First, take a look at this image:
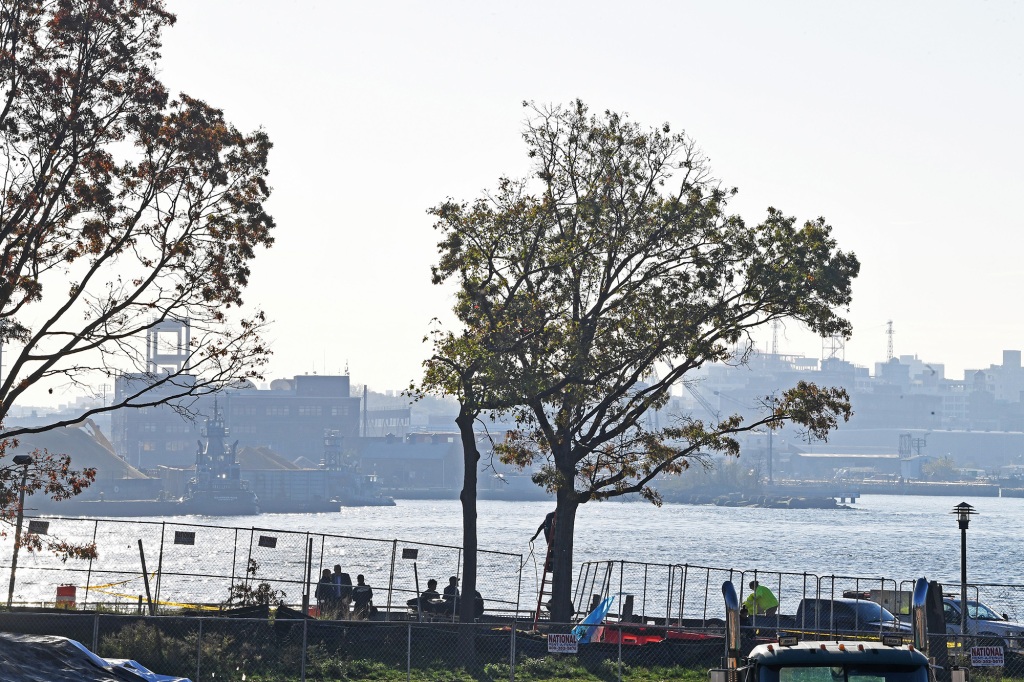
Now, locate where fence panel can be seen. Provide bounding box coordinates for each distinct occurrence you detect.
[2,516,524,618]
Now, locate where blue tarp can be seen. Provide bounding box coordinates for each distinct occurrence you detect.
[572,595,615,644]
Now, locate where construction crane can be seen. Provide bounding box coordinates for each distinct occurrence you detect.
[684,383,719,420]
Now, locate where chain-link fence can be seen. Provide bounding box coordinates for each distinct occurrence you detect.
[0,516,523,617]
[2,611,1024,681]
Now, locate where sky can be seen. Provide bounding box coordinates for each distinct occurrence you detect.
[140,0,1024,395]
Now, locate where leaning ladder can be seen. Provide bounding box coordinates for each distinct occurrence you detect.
[533,518,556,628]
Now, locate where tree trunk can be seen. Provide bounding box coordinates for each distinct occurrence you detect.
[455,404,479,662]
[548,486,579,623]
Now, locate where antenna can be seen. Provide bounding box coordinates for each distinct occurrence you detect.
[886,320,894,361]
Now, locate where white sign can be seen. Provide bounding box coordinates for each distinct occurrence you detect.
[970,645,1004,667]
[547,633,579,654]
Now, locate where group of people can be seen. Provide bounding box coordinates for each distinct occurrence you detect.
[406,576,485,620]
[315,565,374,620]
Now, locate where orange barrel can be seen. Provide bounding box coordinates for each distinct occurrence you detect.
[55,584,76,609]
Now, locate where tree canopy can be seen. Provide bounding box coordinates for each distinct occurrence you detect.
[424,100,860,622]
[0,0,274,555]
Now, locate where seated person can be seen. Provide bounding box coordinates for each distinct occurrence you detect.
[442,576,460,615]
[351,574,374,620]
[406,579,441,612]
[473,590,484,620]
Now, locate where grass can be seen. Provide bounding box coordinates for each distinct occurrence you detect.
[238,655,709,682]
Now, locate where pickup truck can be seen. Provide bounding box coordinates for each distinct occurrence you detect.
[943,597,1024,650]
[753,597,910,638]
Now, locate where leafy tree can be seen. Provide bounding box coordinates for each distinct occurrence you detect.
[426,100,859,621]
[0,1,274,544]
[0,442,96,560]
[224,558,286,607]
[418,258,543,626]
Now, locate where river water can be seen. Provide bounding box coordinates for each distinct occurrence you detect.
[7,494,1021,615]
[334,494,1020,584]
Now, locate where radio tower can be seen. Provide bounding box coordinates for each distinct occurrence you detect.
[771,320,779,356]
[886,320,894,361]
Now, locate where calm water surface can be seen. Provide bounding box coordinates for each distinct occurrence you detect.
[9,494,1021,609]
[236,494,1020,584]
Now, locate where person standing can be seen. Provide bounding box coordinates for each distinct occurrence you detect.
[314,569,335,617]
[530,510,556,546]
[333,565,352,619]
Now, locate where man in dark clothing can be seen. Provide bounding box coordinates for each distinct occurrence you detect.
[443,576,460,616]
[333,565,352,619]
[407,578,440,614]
[314,569,336,616]
[352,574,374,620]
[530,510,557,571]
[530,511,556,545]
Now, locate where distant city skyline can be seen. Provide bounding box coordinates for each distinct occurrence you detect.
[12,1,1024,409]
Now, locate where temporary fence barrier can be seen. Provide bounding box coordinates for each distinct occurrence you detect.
[0,516,524,617]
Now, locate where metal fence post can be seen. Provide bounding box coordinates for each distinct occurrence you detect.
[196,617,202,682]
[386,539,398,620]
[510,618,516,682]
[407,622,412,682]
[617,622,622,682]
[92,613,99,652]
[301,617,308,682]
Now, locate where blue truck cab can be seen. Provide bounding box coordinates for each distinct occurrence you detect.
[741,639,932,682]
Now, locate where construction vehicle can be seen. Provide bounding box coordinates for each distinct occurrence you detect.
[711,578,963,682]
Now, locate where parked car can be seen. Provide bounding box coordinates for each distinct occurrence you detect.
[943,597,1024,650]
[772,597,910,637]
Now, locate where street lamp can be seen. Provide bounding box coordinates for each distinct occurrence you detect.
[951,501,977,636]
[6,454,32,610]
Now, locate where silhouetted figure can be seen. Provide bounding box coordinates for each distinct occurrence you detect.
[314,569,335,615]
[530,510,556,545]
[407,578,440,613]
[473,590,485,620]
[333,565,352,619]
[531,511,557,571]
[443,576,460,616]
[352,574,374,620]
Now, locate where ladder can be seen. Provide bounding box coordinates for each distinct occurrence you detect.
[533,515,556,628]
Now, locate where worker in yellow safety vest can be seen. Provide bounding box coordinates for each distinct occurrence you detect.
[743,580,779,616]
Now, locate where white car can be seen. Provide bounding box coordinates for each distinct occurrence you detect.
[943,597,1024,650]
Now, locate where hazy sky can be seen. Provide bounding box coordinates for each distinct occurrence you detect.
[149,1,1023,393]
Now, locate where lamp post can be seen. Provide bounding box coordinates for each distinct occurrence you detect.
[951,501,977,637]
[6,454,33,610]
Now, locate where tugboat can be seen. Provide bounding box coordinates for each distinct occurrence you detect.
[181,402,260,516]
[337,472,396,507]
[323,430,396,507]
